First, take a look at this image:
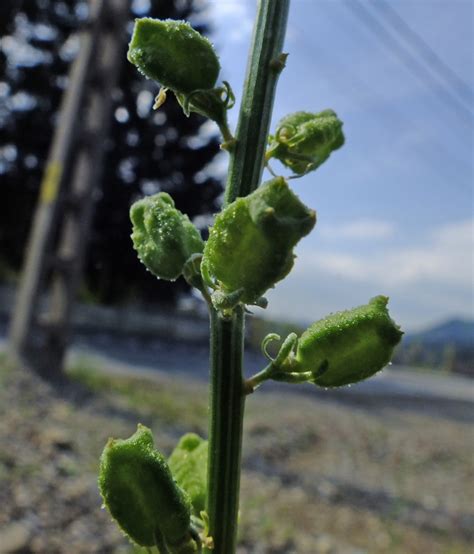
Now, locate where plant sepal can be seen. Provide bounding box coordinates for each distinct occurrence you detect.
[98,424,200,552]
[201,177,316,306]
[280,296,403,387]
[127,18,220,95]
[130,192,204,282]
[266,110,344,175]
[168,433,208,517]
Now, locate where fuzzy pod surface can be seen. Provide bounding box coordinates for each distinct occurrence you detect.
[201,177,316,305]
[289,296,403,387]
[130,192,204,281]
[98,424,196,550]
[127,18,220,93]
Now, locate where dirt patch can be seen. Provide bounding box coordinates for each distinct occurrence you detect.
[0,357,472,553]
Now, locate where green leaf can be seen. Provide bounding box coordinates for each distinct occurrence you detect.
[168,433,208,516]
[267,110,344,175]
[283,296,403,387]
[201,177,316,306]
[127,18,220,94]
[98,424,198,551]
[130,192,204,281]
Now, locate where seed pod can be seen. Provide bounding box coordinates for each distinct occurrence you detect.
[130,192,204,281]
[287,296,403,387]
[267,110,344,175]
[98,424,197,550]
[127,18,220,94]
[168,433,208,516]
[201,177,316,306]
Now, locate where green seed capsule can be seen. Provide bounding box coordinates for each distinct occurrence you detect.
[168,433,208,516]
[267,110,344,175]
[201,177,316,306]
[130,192,204,281]
[287,296,402,387]
[127,18,220,94]
[98,424,197,550]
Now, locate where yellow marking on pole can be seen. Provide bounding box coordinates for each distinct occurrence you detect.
[153,87,167,110]
[39,161,62,204]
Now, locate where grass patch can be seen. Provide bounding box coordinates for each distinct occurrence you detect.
[67,359,208,433]
[0,351,15,384]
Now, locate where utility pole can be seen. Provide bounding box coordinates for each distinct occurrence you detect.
[8,0,129,378]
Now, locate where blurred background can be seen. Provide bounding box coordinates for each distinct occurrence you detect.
[0,0,472,553]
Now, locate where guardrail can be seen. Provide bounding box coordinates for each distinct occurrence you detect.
[0,285,209,343]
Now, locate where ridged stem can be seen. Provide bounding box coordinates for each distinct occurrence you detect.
[205,2,290,553]
[205,307,245,553]
[224,0,290,205]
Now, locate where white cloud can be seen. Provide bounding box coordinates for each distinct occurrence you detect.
[264,219,473,330]
[209,2,248,18]
[209,1,253,43]
[299,220,473,289]
[319,218,395,240]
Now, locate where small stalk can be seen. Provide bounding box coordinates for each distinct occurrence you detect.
[205,1,290,552]
[244,361,274,393]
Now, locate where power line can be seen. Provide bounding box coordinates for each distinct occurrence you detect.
[344,0,473,125]
[288,11,472,192]
[370,0,473,110]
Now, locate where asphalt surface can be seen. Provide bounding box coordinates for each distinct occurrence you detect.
[69,331,474,398]
[2,328,473,422]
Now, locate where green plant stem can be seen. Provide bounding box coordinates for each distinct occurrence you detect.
[224,0,290,205]
[205,1,290,553]
[206,307,245,553]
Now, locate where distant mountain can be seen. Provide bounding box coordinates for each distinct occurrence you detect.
[406,319,474,347]
[394,318,473,377]
[246,314,473,375]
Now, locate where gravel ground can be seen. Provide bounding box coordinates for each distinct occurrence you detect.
[0,354,472,554]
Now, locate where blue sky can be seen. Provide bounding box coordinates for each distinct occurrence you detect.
[193,0,473,331]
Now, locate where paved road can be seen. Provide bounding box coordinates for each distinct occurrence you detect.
[2,331,473,421]
[67,334,474,423]
[64,331,472,400]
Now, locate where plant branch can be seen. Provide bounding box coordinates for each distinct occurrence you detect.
[243,361,274,394]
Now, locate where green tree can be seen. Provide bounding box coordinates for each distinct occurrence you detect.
[0,0,221,304]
